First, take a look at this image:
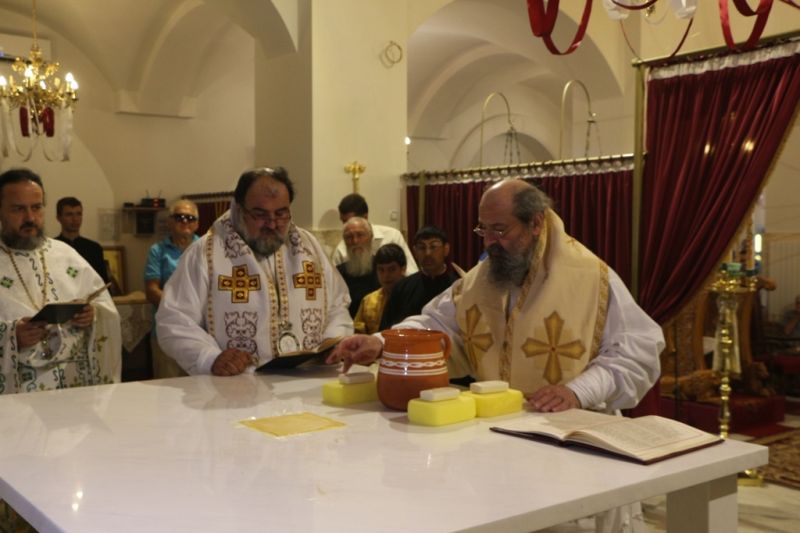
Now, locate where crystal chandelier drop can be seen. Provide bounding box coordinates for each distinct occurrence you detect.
[0,0,79,161]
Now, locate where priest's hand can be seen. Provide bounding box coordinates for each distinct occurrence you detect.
[70,304,95,328]
[212,348,255,376]
[15,317,47,349]
[326,334,383,372]
[526,385,580,412]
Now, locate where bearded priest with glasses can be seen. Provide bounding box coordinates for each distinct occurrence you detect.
[156,167,352,376]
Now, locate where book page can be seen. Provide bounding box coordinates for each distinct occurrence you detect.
[492,409,618,441]
[572,416,719,461]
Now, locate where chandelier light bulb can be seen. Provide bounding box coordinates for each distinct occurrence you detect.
[0,76,7,87]
[24,66,34,79]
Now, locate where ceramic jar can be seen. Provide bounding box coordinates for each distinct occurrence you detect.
[378,329,451,411]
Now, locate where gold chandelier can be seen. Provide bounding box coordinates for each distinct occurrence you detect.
[0,0,79,161]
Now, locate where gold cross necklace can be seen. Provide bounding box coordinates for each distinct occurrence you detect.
[2,245,49,309]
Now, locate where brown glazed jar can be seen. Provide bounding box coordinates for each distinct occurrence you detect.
[377,329,452,411]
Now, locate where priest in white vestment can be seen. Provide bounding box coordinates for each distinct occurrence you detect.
[157,167,353,375]
[329,179,664,533]
[0,169,121,395]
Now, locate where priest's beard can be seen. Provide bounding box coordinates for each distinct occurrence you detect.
[344,246,373,277]
[486,239,536,287]
[234,213,285,258]
[1,223,45,250]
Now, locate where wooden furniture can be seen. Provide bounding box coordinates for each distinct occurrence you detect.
[0,368,766,532]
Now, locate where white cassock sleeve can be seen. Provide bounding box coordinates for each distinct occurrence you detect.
[393,270,664,411]
[156,240,222,375]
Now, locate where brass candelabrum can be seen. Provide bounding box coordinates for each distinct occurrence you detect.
[709,264,762,485]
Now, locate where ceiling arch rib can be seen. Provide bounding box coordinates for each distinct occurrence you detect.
[117,0,298,117]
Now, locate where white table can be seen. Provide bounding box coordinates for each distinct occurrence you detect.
[0,366,767,532]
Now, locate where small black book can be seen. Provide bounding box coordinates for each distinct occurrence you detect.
[256,337,342,372]
[31,303,86,324]
[30,283,111,324]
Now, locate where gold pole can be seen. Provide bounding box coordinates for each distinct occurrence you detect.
[417,171,427,230]
[559,80,595,159]
[479,92,514,167]
[402,153,634,182]
[631,64,646,300]
[710,266,764,485]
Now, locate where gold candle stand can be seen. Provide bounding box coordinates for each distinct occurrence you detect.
[710,266,763,486]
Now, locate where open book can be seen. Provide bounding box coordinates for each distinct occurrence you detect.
[256,337,343,371]
[31,283,112,324]
[490,409,723,464]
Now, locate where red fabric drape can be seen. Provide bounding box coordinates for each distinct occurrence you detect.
[405,181,485,271]
[195,199,230,235]
[638,51,800,325]
[529,171,633,286]
[405,167,633,282]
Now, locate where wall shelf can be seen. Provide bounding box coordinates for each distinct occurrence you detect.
[122,206,166,235]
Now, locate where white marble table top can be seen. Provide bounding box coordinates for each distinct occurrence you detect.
[0,366,768,532]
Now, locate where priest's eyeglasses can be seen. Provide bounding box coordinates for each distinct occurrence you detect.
[473,223,515,239]
[171,213,198,223]
[241,205,292,224]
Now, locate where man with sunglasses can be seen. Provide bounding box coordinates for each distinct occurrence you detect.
[144,199,200,377]
[156,167,352,376]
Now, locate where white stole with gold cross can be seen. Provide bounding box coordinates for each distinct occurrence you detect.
[453,209,609,394]
[205,213,331,363]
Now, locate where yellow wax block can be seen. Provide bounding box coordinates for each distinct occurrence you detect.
[322,379,378,406]
[462,389,524,418]
[407,395,476,426]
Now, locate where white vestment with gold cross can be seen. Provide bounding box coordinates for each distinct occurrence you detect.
[453,209,609,394]
[156,210,353,374]
[0,239,121,395]
[393,209,663,412]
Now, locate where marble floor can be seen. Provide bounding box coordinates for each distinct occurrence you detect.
[540,401,800,533]
[643,404,800,533]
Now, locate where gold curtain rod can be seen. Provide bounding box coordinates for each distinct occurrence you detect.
[632,30,800,68]
[402,153,635,181]
[182,191,234,200]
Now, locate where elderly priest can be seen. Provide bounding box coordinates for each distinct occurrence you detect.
[157,167,352,375]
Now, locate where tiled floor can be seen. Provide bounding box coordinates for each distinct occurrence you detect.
[539,402,800,532]
[644,404,800,533]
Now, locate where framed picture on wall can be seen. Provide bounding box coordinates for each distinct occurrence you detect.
[102,246,126,296]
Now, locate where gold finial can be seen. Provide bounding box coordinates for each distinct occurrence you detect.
[344,161,366,193]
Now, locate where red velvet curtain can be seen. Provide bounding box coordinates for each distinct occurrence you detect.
[405,181,485,271]
[194,199,231,235]
[529,171,633,286]
[405,167,633,283]
[638,49,800,325]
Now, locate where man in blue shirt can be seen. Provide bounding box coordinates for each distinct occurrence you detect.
[144,199,199,377]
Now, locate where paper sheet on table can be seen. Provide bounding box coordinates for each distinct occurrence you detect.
[239,412,345,436]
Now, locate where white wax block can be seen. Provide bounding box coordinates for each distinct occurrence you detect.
[339,372,374,385]
[420,387,460,402]
[470,380,509,394]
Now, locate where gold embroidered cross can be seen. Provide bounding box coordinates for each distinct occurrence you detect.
[521,311,585,384]
[218,265,261,303]
[460,304,494,372]
[293,261,322,300]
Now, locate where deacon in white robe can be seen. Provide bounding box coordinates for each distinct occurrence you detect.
[0,170,121,395]
[157,167,352,375]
